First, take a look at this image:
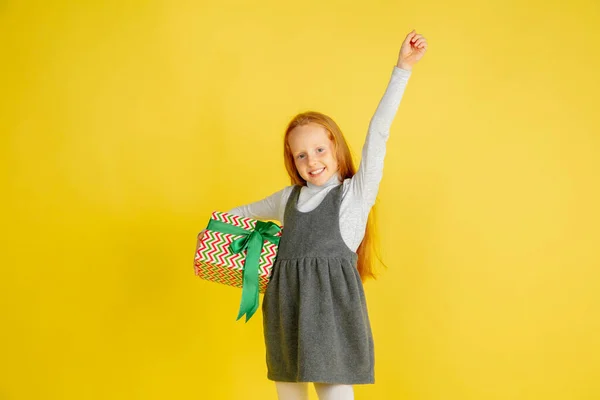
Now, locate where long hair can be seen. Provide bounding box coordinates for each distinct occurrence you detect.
[283,111,382,282]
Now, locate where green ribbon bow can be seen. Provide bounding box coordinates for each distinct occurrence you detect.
[206,218,281,322]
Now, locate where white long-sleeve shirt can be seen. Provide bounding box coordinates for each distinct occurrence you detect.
[228,66,411,252]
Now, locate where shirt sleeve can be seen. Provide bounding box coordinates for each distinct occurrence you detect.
[227,186,292,224]
[348,66,412,210]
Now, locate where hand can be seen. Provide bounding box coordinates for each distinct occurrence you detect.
[397,30,428,71]
[194,230,206,267]
[196,229,206,247]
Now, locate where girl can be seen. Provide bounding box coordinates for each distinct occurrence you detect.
[199,30,427,400]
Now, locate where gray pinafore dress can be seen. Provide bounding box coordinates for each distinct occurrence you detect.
[262,184,375,384]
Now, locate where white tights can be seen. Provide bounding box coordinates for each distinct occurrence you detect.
[275,382,354,400]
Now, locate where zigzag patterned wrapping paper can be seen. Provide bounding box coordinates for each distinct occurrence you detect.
[194,211,281,293]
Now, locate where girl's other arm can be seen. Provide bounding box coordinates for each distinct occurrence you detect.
[197,187,289,242]
[227,187,290,223]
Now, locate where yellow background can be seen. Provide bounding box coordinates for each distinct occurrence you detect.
[2,0,599,399]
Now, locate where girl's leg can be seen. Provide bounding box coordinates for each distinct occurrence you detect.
[275,382,309,400]
[313,383,354,400]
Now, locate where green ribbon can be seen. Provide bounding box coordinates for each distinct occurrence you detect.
[206,218,281,322]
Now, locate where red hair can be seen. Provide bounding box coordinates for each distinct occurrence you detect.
[283,111,383,282]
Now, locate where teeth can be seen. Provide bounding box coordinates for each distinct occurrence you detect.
[310,168,324,175]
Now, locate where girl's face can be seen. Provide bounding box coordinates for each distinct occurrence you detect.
[288,122,339,186]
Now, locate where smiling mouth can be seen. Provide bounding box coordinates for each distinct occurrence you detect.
[309,168,325,176]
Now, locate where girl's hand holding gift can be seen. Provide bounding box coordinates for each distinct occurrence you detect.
[195,229,206,267]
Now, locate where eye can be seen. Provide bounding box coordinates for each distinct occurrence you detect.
[317,148,325,153]
[297,153,306,160]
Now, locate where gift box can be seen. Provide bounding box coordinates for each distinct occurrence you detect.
[194,211,282,321]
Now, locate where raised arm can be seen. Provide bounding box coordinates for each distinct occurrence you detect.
[350,30,428,208]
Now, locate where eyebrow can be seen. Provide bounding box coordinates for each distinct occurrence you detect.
[291,143,329,155]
